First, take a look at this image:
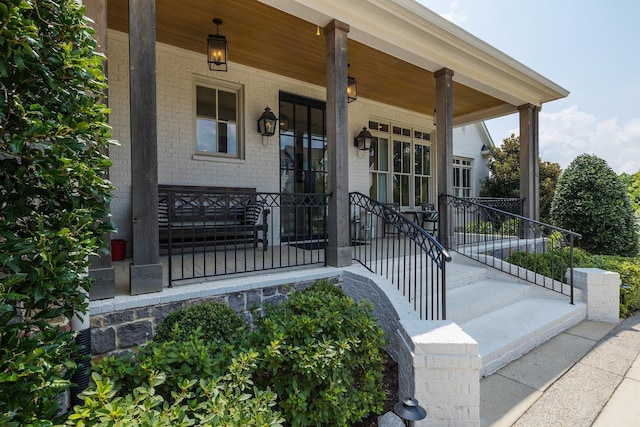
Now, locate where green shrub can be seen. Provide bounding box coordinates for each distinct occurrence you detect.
[550,154,639,256]
[466,221,494,234]
[250,281,388,426]
[0,1,114,423]
[69,331,284,426]
[507,248,640,317]
[153,300,245,343]
[500,218,520,236]
[589,256,640,317]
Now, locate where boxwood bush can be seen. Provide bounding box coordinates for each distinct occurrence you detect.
[153,300,245,344]
[249,280,388,426]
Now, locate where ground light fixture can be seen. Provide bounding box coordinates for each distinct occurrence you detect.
[207,18,228,71]
[394,397,427,426]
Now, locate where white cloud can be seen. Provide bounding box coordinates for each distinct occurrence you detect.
[439,0,467,25]
[538,106,640,174]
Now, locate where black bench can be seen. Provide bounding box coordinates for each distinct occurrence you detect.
[158,185,270,251]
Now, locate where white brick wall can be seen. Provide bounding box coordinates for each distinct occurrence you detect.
[343,267,481,427]
[573,268,620,323]
[106,31,488,243]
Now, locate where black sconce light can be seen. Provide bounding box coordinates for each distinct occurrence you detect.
[432,108,437,126]
[394,397,427,426]
[354,127,374,151]
[347,64,357,103]
[207,18,228,71]
[480,144,491,156]
[257,106,278,145]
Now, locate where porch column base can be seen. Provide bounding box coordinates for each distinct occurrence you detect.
[130,263,163,295]
[89,267,116,300]
[326,246,352,267]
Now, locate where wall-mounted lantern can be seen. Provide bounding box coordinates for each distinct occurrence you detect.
[257,106,278,145]
[354,127,374,151]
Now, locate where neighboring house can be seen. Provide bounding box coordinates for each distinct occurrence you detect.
[452,122,495,198]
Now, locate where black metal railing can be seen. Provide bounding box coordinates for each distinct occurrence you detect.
[440,195,582,303]
[161,188,328,285]
[461,197,524,216]
[350,192,452,320]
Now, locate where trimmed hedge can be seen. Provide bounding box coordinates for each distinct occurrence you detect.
[153,300,245,344]
[507,248,640,317]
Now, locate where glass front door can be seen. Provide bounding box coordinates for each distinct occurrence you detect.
[279,93,327,242]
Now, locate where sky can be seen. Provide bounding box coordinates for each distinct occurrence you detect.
[416,0,640,174]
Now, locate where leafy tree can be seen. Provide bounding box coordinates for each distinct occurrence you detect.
[620,171,640,213]
[480,134,562,222]
[550,154,639,256]
[0,0,114,423]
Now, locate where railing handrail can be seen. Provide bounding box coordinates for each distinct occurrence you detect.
[440,194,582,304]
[440,195,582,240]
[350,192,451,320]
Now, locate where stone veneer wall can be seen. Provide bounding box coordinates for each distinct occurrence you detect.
[90,275,341,358]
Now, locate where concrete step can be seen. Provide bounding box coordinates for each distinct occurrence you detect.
[445,261,489,290]
[447,279,532,324]
[459,297,587,376]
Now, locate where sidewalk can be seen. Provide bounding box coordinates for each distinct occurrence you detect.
[480,311,640,426]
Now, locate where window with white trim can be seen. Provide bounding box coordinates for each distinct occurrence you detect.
[194,79,243,157]
[369,120,433,208]
[453,157,472,197]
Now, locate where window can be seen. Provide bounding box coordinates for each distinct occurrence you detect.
[195,80,242,157]
[369,120,432,208]
[453,157,472,197]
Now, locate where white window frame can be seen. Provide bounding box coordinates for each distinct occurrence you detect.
[193,76,244,159]
[453,157,473,198]
[369,119,434,208]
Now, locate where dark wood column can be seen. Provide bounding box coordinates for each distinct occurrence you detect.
[435,68,454,249]
[129,0,163,294]
[519,104,540,221]
[85,0,116,300]
[324,20,352,267]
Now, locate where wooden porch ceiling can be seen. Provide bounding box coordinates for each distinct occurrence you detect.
[107,0,506,121]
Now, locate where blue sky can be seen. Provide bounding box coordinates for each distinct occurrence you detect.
[417,0,640,174]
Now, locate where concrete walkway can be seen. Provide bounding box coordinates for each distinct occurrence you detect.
[481,311,640,426]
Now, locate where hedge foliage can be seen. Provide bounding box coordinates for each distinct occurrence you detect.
[507,248,640,317]
[153,300,245,344]
[550,154,639,256]
[69,333,284,426]
[0,1,114,424]
[249,280,388,426]
[69,280,389,426]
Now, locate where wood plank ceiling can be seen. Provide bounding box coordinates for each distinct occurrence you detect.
[106,0,505,119]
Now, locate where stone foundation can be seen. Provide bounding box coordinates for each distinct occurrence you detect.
[89,274,340,358]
